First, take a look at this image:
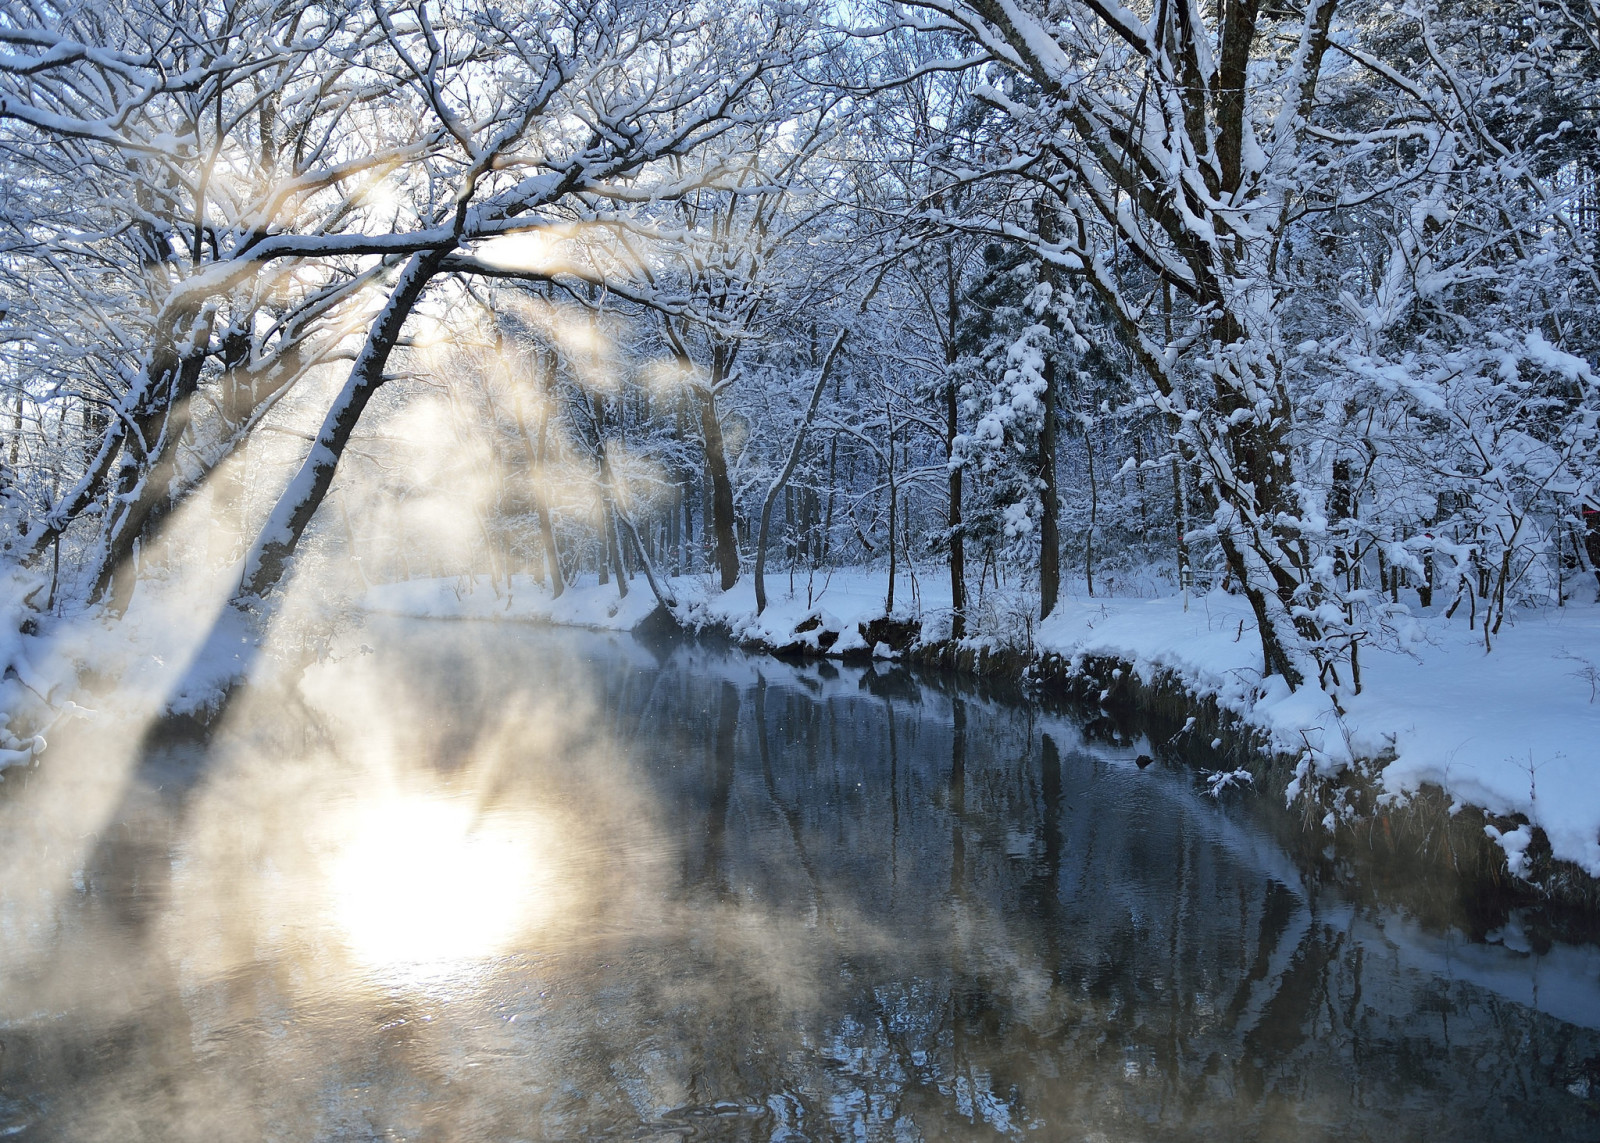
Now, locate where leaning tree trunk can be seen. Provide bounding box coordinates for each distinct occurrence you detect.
[166,251,447,719]
[238,250,448,603]
[93,342,210,615]
[93,318,252,613]
[27,299,210,607]
[15,307,201,569]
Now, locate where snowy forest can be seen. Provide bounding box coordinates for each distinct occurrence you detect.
[0,0,1596,725]
[7,4,1600,1134]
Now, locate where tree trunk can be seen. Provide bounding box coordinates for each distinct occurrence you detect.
[1190,327,1314,690]
[755,329,847,614]
[586,393,631,598]
[885,417,898,614]
[91,312,216,613]
[1036,203,1062,620]
[604,500,629,597]
[16,306,202,568]
[821,438,838,565]
[610,488,677,609]
[236,251,447,603]
[1172,454,1191,599]
[97,319,321,613]
[1082,418,1096,598]
[947,376,967,639]
[1039,352,1061,618]
[510,356,563,598]
[1584,502,1600,593]
[944,248,967,639]
[696,376,739,590]
[165,250,447,719]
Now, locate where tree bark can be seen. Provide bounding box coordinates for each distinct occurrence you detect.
[15,313,195,568]
[81,307,214,611]
[163,250,446,720]
[946,378,967,640]
[96,317,267,613]
[510,355,564,598]
[885,414,898,614]
[1038,351,1061,619]
[239,250,448,603]
[1584,501,1600,593]
[1036,203,1062,620]
[1172,454,1190,598]
[697,374,740,591]
[945,249,967,640]
[755,329,848,614]
[604,500,629,597]
[1081,414,1095,598]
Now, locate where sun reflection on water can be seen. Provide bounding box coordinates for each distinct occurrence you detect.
[329,795,547,974]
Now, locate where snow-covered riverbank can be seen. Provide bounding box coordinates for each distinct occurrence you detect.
[364,570,1600,886]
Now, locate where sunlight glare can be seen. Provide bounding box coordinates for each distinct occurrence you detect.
[330,796,543,971]
[474,226,578,276]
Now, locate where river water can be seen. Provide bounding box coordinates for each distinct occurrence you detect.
[1,619,1597,1140]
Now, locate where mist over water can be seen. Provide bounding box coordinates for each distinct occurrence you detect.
[1,619,1597,1141]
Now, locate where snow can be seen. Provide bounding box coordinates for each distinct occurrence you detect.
[362,574,665,631]
[1039,590,1600,879]
[0,572,56,776]
[26,563,1593,883]
[677,570,937,644]
[362,570,1600,880]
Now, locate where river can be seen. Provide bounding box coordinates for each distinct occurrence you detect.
[0,619,1596,1140]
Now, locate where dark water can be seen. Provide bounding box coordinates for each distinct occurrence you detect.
[1,620,1598,1141]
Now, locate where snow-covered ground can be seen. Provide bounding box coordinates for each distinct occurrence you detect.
[360,569,1600,881]
[1031,590,1600,881]
[363,574,664,631]
[15,566,1584,880]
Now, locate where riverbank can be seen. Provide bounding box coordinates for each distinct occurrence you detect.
[10,616,1599,1140]
[365,570,1600,910]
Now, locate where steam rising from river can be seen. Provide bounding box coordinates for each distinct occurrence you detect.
[1,242,1595,1136]
[0,622,952,1139]
[0,258,703,1024]
[3,620,1600,1141]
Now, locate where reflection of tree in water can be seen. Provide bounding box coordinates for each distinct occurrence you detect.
[564,644,1600,1141]
[2,626,1598,1140]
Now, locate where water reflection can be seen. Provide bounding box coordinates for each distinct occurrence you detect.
[0,620,1597,1140]
[329,794,549,972]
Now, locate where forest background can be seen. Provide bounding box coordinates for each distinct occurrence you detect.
[0,0,1597,868]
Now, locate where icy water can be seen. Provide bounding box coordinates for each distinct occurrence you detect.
[2,620,1599,1141]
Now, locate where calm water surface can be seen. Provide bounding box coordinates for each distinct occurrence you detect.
[1,619,1597,1141]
